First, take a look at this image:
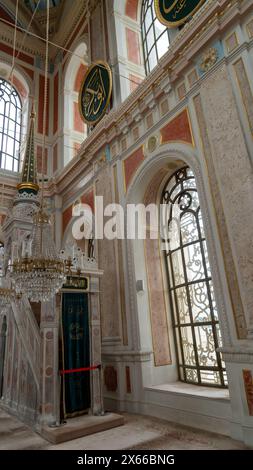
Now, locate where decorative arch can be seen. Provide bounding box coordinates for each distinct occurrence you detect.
[0,61,31,172]
[124,143,234,387]
[63,39,89,166]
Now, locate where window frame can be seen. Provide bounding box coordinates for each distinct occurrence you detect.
[0,78,22,173]
[161,166,227,388]
[141,0,170,74]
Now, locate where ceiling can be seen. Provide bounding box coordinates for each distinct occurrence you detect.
[24,0,62,12]
[0,0,90,59]
[22,0,65,37]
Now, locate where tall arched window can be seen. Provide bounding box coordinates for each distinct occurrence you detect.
[141,0,170,73]
[0,79,22,172]
[162,167,227,387]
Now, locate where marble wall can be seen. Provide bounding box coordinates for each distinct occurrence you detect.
[95,166,121,341]
[200,64,253,338]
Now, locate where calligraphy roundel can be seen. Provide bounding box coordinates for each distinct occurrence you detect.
[154,0,206,28]
[79,61,112,125]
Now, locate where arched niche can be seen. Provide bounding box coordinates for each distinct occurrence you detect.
[124,143,235,388]
[63,40,89,167]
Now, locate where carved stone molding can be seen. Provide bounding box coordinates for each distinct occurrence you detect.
[199,47,219,73]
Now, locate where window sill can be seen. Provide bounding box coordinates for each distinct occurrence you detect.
[145,382,230,401]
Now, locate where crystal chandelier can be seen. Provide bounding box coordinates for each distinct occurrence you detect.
[0,286,13,309]
[10,0,66,302]
[11,209,66,302]
[0,258,13,309]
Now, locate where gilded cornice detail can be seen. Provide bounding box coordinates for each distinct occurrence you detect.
[56,0,252,195]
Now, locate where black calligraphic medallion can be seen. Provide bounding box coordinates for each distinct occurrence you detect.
[154,0,206,28]
[79,61,112,125]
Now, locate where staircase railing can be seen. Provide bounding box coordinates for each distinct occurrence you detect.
[11,295,40,390]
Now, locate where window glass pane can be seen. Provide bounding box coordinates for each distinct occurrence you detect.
[146,27,155,52]
[181,212,199,245]
[184,242,205,282]
[148,47,157,71]
[189,282,211,323]
[200,370,221,386]
[180,326,196,366]
[145,6,153,29]
[175,286,190,324]
[5,155,13,171]
[194,324,217,367]
[185,368,198,383]
[171,250,185,286]
[156,33,169,59]
[13,159,19,173]
[154,18,166,36]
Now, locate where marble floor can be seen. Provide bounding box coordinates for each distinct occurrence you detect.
[0,408,249,450]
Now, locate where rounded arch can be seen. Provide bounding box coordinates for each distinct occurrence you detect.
[63,39,89,167]
[124,143,234,387]
[63,39,89,92]
[0,61,31,173]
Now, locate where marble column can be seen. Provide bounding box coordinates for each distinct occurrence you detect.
[40,296,60,426]
[0,316,7,397]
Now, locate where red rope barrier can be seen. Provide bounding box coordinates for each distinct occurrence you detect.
[60,365,101,376]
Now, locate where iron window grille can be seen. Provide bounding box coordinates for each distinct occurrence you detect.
[161,167,227,387]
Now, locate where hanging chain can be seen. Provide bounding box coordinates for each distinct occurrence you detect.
[41,0,50,208]
[9,0,19,86]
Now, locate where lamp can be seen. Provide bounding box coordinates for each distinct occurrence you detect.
[11,0,66,302]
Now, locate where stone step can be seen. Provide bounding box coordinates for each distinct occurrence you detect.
[41,412,124,444]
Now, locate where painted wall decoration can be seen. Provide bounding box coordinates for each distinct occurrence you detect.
[104,366,117,392]
[79,61,112,125]
[243,369,253,416]
[155,0,205,28]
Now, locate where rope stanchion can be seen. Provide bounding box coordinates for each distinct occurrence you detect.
[60,365,101,376]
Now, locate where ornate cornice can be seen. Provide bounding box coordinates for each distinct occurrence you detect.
[0,23,45,59]
[0,0,91,60]
[219,347,253,364]
[55,0,253,195]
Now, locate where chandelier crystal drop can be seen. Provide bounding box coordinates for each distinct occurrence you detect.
[0,252,13,309]
[11,209,66,302]
[0,287,13,309]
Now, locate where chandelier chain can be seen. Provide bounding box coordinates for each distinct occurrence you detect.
[41,0,50,206]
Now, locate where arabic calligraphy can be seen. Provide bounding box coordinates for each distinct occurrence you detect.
[79,61,112,125]
[83,68,106,118]
[162,0,177,14]
[172,0,187,19]
[155,0,205,27]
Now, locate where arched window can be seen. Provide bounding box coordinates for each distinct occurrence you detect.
[161,167,227,387]
[141,0,170,73]
[0,79,22,172]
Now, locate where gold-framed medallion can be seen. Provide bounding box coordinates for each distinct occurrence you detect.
[79,60,112,125]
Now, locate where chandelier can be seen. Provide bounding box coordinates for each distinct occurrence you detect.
[0,245,12,308]
[10,0,66,302]
[0,287,13,309]
[11,209,66,302]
